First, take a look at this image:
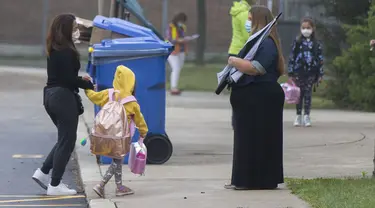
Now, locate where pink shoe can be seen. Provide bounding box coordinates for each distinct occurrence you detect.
[93,184,104,198]
[116,185,134,197]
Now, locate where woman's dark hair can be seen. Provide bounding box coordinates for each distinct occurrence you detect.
[46,14,79,57]
[172,12,187,26]
[297,17,317,41]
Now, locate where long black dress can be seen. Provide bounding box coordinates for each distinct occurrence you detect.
[230,37,285,189]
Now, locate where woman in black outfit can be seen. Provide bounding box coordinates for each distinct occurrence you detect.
[32,14,94,196]
[225,6,285,190]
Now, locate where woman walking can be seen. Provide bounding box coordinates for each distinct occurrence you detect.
[32,14,94,195]
[226,6,285,190]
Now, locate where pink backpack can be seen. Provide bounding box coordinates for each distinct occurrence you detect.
[281,79,300,104]
[128,138,147,176]
[90,88,137,159]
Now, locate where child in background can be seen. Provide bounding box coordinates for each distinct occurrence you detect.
[85,65,148,197]
[288,17,324,127]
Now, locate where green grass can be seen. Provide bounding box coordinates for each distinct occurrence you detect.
[169,63,335,109]
[286,177,375,208]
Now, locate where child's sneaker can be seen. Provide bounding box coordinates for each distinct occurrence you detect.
[116,185,134,196]
[304,115,312,127]
[93,184,105,198]
[293,115,302,127]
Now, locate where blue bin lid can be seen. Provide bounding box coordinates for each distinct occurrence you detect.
[92,37,173,59]
[93,15,158,39]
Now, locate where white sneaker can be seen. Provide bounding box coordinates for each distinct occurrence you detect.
[32,168,49,190]
[47,183,77,196]
[293,115,302,127]
[304,115,312,127]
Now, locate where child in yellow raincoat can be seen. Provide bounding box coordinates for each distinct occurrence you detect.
[85,65,148,197]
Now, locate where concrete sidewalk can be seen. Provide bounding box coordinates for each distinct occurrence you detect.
[76,90,375,208]
[1,65,374,208]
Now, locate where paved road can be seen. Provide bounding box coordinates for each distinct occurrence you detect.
[0,70,87,207]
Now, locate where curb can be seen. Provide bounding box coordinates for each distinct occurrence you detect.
[76,116,117,208]
[89,199,117,208]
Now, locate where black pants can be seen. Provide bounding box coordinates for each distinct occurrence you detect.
[41,87,79,186]
[294,76,315,115]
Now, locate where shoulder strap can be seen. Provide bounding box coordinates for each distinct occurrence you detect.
[108,88,120,102]
[293,38,301,60]
[120,95,137,105]
[312,40,319,57]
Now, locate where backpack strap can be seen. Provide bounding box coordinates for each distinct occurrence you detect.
[108,88,120,102]
[120,95,137,105]
[293,38,302,61]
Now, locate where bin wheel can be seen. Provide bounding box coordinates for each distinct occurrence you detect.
[144,134,173,165]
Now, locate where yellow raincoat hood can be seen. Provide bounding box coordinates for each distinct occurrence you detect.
[113,65,135,99]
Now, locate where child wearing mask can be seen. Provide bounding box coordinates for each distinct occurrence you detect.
[288,17,324,127]
[85,65,148,197]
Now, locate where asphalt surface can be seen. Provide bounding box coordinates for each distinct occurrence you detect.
[0,70,87,207]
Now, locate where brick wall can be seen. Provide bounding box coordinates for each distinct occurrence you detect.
[0,0,282,53]
[0,0,99,45]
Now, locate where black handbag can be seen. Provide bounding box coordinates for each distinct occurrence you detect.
[74,92,84,115]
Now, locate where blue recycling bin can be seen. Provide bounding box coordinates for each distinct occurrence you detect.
[87,16,174,165]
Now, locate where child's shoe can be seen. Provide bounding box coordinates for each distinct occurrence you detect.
[293,115,302,127]
[93,184,105,198]
[116,185,134,196]
[170,89,182,96]
[304,115,312,127]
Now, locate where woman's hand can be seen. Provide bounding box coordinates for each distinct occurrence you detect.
[370,39,375,47]
[228,56,238,66]
[82,75,92,82]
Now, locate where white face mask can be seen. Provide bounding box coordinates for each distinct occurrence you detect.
[245,20,252,33]
[72,29,80,43]
[301,29,313,38]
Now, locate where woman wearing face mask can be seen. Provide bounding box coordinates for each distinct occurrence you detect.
[226,6,285,190]
[165,12,188,95]
[288,17,324,127]
[32,14,94,196]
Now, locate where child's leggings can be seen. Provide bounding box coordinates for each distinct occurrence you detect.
[102,158,123,186]
[295,76,316,115]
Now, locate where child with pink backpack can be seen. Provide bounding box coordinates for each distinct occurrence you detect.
[84,65,148,197]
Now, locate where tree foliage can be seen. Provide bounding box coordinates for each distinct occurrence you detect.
[325,1,375,111]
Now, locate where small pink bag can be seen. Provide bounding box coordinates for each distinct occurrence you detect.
[281,79,301,104]
[128,138,147,175]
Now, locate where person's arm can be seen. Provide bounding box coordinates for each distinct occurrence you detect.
[84,89,109,107]
[228,38,277,76]
[316,41,324,78]
[288,40,297,77]
[54,49,94,90]
[132,103,148,138]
